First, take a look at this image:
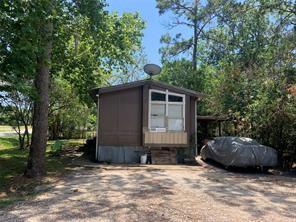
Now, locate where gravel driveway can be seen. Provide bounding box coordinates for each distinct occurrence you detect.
[0,165,295,222]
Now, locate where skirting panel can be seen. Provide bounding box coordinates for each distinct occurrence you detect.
[97,146,145,164]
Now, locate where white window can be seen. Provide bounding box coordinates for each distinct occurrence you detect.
[149,89,185,132]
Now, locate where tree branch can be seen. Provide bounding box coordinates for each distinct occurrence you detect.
[172,0,194,14]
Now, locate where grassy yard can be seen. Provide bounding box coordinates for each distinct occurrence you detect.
[0,136,85,208]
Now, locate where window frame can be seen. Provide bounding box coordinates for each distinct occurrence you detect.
[148,89,185,132]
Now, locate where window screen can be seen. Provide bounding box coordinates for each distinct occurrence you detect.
[151,104,165,116]
[150,104,165,128]
[168,104,183,118]
[168,104,183,131]
[151,117,165,128]
[168,119,183,131]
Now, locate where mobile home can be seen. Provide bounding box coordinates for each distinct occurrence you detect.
[91,80,202,164]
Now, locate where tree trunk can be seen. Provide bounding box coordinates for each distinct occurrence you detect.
[24,20,53,178]
[18,132,25,150]
[192,25,198,71]
[192,0,198,71]
[24,125,30,148]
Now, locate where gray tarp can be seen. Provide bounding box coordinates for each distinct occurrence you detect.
[200,137,278,167]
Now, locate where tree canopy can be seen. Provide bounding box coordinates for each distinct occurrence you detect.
[158,0,296,161]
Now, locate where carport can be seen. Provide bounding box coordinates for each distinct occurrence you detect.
[196,115,229,137]
[196,115,230,154]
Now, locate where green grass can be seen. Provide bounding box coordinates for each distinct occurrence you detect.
[0,137,26,188]
[0,137,19,149]
[0,136,85,208]
[0,197,27,208]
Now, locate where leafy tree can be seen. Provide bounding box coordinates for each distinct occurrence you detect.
[0,0,145,177]
[0,91,32,149]
[55,10,145,103]
[109,46,148,84]
[158,59,200,90]
[0,0,69,176]
[49,77,96,140]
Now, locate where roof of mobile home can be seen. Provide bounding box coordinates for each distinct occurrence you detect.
[90,79,204,101]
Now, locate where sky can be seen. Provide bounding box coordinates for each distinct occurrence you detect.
[106,0,191,65]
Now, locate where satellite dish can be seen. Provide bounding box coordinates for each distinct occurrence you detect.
[144,64,162,79]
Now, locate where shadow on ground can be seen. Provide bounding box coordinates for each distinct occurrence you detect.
[0,168,178,221]
[187,163,296,220]
[0,164,295,222]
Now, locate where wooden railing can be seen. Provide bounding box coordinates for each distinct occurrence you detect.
[144,131,187,146]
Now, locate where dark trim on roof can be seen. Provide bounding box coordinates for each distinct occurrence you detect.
[90,80,204,102]
[99,80,147,94]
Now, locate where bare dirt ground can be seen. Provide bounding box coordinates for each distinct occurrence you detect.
[0,165,295,222]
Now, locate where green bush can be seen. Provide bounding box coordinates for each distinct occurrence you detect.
[50,140,63,156]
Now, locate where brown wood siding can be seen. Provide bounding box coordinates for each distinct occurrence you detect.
[189,97,196,145]
[99,87,142,146]
[142,84,149,133]
[185,95,190,144]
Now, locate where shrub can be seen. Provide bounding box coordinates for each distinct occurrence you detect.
[79,137,96,161]
[50,140,63,156]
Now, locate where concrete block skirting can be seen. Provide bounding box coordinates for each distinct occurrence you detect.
[151,147,178,164]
